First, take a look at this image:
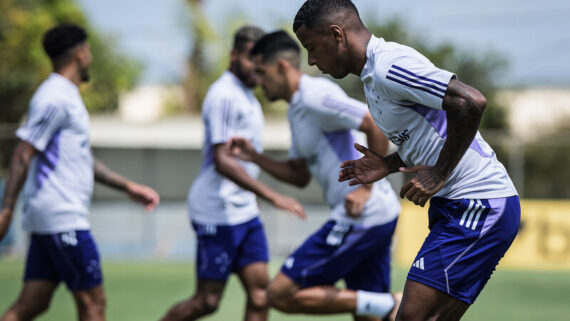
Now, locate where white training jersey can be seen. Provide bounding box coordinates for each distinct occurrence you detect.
[288,75,400,227]
[16,73,93,233]
[188,71,264,225]
[361,36,517,200]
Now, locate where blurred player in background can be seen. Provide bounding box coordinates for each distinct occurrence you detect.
[293,1,520,320]
[230,30,401,321]
[0,24,160,321]
[159,26,306,321]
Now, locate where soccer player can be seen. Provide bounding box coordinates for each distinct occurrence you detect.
[0,24,160,321]
[293,1,520,320]
[229,30,402,321]
[159,26,305,321]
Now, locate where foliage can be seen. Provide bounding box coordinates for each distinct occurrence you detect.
[0,0,141,170]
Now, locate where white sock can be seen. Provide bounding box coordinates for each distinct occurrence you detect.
[356,290,395,318]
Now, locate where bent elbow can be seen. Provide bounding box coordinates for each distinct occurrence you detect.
[470,91,487,115]
[295,178,310,188]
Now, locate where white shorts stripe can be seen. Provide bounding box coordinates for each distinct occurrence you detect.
[459,200,474,226]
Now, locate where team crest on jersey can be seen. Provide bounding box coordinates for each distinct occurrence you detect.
[388,129,410,146]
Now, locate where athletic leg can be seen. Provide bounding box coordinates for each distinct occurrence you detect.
[1,280,58,321]
[159,279,226,321]
[72,285,106,321]
[267,271,357,314]
[236,262,269,321]
[396,280,469,321]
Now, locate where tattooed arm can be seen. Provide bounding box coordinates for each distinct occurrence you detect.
[0,141,36,241]
[93,157,160,211]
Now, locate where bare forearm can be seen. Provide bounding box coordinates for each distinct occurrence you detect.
[216,158,279,202]
[2,145,33,212]
[93,158,130,192]
[251,153,309,187]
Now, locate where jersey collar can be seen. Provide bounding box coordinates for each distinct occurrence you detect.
[360,35,382,81]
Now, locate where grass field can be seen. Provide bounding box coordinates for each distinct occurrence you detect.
[1,261,569,321]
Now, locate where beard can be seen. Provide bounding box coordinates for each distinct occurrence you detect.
[80,67,90,83]
[234,63,257,88]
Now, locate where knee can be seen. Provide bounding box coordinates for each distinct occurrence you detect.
[266,282,293,313]
[246,287,268,311]
[196,293,221,315]
[80,294,106,319]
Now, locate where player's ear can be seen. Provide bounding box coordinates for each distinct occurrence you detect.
[329,25,344,44]
[277,58,289,73]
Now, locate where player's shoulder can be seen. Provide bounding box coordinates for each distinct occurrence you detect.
[202,72,244,111]
[368,37,435,85]
[29,79,69,114]
[297,75,346,108]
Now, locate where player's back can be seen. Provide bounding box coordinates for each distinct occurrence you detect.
[288,75,400,227]
[188,71,264,225]
[16,73,93,233]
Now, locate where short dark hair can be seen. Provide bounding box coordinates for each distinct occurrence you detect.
[293,0,360,32]
[233,25,265,52]
[250,30,300,63]
[42,24,88,62]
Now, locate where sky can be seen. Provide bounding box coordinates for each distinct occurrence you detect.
[77,0,570,87]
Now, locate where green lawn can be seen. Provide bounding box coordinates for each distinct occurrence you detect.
[0,261,568,321]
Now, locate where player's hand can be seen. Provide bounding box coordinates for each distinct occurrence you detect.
[125,182,160,211]
[0,208,13,241]
[339,143,390,186]
[271,194,307,220]
[228,137,257,162]
[399,165,447,207]
[344,185,371,218]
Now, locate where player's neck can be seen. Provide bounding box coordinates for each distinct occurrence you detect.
[348,30,372,76]
[54,65,81,87]
[284,69,302,103]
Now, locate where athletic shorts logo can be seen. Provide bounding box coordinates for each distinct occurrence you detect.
[284,257,295,269]
[459,200,486,230]
[413,257,425,270]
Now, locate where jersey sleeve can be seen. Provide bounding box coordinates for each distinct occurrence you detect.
[305,91,368,132]
[207,96,240,145]
[380,55,455,110]
[16,102,68,152]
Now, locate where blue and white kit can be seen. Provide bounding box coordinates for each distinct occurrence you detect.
[281,75,401,292]
[17,73,102,290]
[189,71,268,280]
[360,35,520,303]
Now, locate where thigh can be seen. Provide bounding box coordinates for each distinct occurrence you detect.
[408,197,520,304]
[193,222,240,281]
[397,279,469,321]
[45,231,103,291]
[24,234,60,284]
[237,262,269,292]
[234,218,269,271]
[345,219,397,293]
[281,221,385,288]
[14,280,58,310]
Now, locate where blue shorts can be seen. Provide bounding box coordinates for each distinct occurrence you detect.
[407,196,520,304]
[192,217,269,281]
[281,218,398,293]
[24,230,103,291]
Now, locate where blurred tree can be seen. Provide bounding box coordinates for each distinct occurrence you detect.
[0,0,141,171]
[183,0,219,113]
